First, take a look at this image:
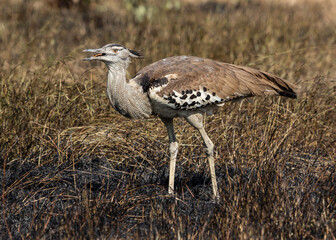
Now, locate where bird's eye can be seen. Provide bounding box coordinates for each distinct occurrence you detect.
[112,49,118,53]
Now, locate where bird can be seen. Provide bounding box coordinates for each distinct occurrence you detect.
[83,43,297,198]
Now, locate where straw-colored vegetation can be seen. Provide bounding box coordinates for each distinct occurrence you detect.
[1,0,335,238]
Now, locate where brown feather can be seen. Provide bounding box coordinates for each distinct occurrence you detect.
[132,56,297,110]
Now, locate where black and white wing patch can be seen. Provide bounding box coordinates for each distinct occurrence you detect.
[149,82,226,110]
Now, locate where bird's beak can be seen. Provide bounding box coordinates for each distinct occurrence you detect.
[82,48,104,61]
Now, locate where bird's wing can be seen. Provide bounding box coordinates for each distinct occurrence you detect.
[131,56,297,110]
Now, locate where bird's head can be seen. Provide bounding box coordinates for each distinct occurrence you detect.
[83,43,143,65]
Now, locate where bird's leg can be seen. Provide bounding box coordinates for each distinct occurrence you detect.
[161,118,179,195]
[186,113,219,199]
[199,127,219,199]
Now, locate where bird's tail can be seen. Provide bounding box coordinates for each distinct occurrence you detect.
[265,73,297,99]
[229,64,298,99]
[243,67,298,99]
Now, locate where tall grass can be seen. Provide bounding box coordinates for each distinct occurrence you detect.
[0,0,335,238]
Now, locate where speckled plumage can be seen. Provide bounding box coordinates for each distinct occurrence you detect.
[131,56,296,116]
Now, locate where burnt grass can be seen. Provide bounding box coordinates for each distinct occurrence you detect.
[3,152,335,239]
[1,0,336,239]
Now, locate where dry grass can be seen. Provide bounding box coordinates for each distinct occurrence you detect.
[1,0,335,239]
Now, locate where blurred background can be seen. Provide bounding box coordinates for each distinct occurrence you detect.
[1,0,335,239]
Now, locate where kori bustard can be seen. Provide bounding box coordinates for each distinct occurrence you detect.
[83,43,297,198]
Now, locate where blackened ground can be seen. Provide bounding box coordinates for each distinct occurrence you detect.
[1,151,335,239]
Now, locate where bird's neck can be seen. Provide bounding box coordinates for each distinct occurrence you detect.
[105,62,152,119]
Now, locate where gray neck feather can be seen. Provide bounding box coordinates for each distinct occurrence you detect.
[105,61,152,119]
